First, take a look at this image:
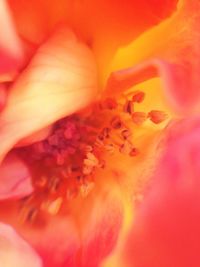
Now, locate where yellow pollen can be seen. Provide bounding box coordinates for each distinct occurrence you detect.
[80,181,95,198]
[46,197,63,215]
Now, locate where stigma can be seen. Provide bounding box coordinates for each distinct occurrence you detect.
[17,90,168,225]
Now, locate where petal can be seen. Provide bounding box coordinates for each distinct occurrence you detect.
[80,187,123,267]
[0,26,98,162]
[0,152,33,200]
[0,83,7,111]
[15,126,53,147]
[8,0,69,44]
[111,0,200,114]
[0,177,123,267]
[0,0,23,73]
[70,0,178,80]
[0,222,42,267]
[8,0,178,80]
[124,118,200,267]
[21,217,80,267]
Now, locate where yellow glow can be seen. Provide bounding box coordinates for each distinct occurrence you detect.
[109,0,184,74]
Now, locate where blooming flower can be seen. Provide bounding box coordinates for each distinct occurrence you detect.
[0,0,199,267]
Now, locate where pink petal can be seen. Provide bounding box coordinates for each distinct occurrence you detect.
[0,152,33,200]
[80,189,123,267]
[124,118,200,267]
[0,222,42,267]
[0,83,7,111]
[0,0,23,73]
[24,217,80,267]
[0,26,98,162]
[16,186,123,267]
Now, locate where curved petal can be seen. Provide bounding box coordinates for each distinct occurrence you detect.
[7,0,69,45]
[8,0,178,81]
[68,0,178,79]
[111,0,200,114]
[123,118,200,267]
[0,152,33,200]
[0,26,98,162]
[0,0,23,73]
[0,222,42,267]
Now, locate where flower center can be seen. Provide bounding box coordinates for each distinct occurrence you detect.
[16,90,167,225]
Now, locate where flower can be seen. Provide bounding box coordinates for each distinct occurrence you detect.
[0,0,199,267]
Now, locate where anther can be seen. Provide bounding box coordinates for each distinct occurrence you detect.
[35,176,47,188]
[100,98,118,110]
[95,137,104,148]
[80,181,95,197]
[101,127,110,139]
[129,147,139,157]
[111,116,123,129]
[119,141,133,154]
[105,143,115,154]
[121,129,132,140]
[132,91,145,103]
[132,112,147,125]
[21,206,38,224]
[123,100,134,114]
[83,165,94,175]
[84,152,99,167]
[48,177,60,193]
[148,110,168,124]
[46,197,63,215]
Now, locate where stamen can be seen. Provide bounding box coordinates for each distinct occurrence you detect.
[15,89,167,225]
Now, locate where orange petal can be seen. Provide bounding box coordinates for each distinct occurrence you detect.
[0,152,33,200]
[8,0,178,80]
[0,26,98,162]
[0,0,23,73]
[8,0,69,44]
[111,0,200,114]
[124,118,200,267]
[71,0,178,80]
[0,222,42,267]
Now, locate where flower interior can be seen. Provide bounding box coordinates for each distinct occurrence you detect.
[12,89,168,226]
